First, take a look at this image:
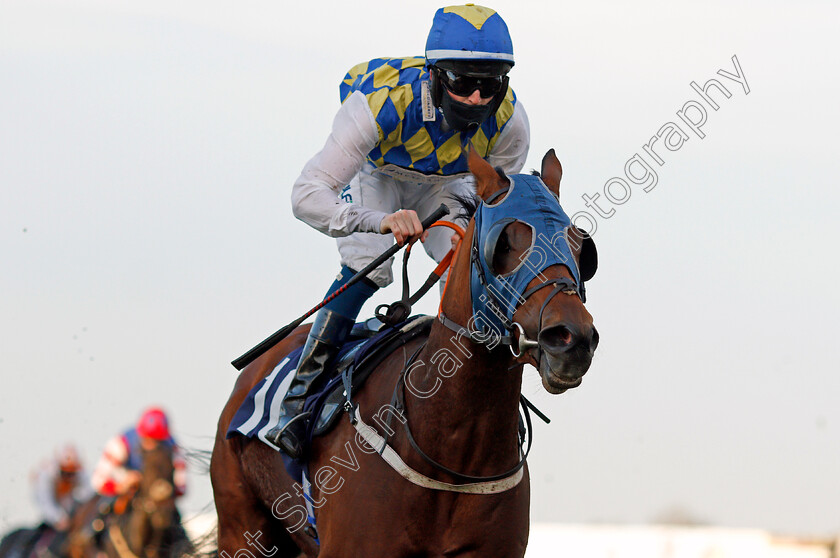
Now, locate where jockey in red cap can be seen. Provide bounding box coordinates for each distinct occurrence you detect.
[91,407,187,497]
[136,407,170,440]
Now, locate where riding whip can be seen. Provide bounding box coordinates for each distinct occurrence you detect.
[231,203,450,370]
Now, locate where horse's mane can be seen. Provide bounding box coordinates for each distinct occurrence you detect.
[179,446,213,474]
[447,165,511,221]
[142,441,175,481]
[448,166,529,221]
[448,191,480,222]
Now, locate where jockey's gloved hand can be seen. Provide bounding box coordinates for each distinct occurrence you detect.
[380,209,425,245]
[118,470,143,493]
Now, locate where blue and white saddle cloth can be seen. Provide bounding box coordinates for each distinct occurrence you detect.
[226,316,433,482]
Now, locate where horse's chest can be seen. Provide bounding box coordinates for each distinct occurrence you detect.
[336,492,527,556]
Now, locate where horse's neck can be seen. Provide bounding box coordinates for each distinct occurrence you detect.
[97,504,141,558]
[404,321,522,474]
[418,320,522,414]
[401,249,524,471]
[428,236,523,423]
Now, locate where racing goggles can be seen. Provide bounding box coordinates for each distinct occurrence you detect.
[437,68,506,98]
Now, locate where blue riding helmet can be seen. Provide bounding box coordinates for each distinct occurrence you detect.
[425,5,515,132]
[425,5,514,67]
[470,174,585,339]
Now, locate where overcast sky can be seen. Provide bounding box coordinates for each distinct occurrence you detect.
[2,0,839,539]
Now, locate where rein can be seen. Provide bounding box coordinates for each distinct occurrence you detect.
[375,220,462,326]
[391,342,534,483]
[347,338,536,494]
[108,522,141,558]
[104,491,141,558]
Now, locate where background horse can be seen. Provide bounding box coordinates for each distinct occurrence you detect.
[0,527,48,558]
[65,443,189,558]
[212,149,599,557]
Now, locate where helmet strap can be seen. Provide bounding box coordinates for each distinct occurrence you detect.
[430,67,443,108]
[488,75,510,117]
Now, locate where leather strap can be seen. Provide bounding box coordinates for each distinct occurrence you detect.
[108,523,141,558]
[352,406,524,494]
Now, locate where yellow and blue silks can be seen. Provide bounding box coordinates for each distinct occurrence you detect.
[340,57,516,176]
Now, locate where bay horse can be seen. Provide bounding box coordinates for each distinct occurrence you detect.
[0,527,47,558]
[211,148,599,557]
[65,443,189,558]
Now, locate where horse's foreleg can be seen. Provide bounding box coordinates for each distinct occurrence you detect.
[211,437,303,558]
[215,492,306,558]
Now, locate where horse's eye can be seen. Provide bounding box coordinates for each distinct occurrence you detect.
[491,231,512,275]
[497,232,511,254]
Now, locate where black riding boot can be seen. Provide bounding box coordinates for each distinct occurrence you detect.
[265,308,353,458]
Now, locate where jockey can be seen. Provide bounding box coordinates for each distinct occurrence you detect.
[31,444,93,531]
[266,4,530,458]
[91,407,187,498]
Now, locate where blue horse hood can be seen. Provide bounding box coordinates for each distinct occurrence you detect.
[470,173,584,338]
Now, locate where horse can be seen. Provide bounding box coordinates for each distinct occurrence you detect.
[65,442,189,558]
[0,527,50,558]
[0,472,89,558]
[211,148,599,557]
[0,523,77,558]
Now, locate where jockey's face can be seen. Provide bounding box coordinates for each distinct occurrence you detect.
[139,436,160,450]
[56,471,78,496]
[58,470,78,486]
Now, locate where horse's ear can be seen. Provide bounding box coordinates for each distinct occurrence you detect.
[540,149,563,197]
[468,147,509,201]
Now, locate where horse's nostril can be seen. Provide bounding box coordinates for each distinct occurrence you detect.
[540,324,599,354]
[539,324,574,351]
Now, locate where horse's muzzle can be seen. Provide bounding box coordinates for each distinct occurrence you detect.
[539,323,599,354]
[537,323,599,393]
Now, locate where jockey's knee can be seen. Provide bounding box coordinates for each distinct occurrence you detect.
[366,266,393,289]
[337,231,395,289]
[338,256,394,289]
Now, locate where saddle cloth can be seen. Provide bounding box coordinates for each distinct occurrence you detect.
[226,316,433,482]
